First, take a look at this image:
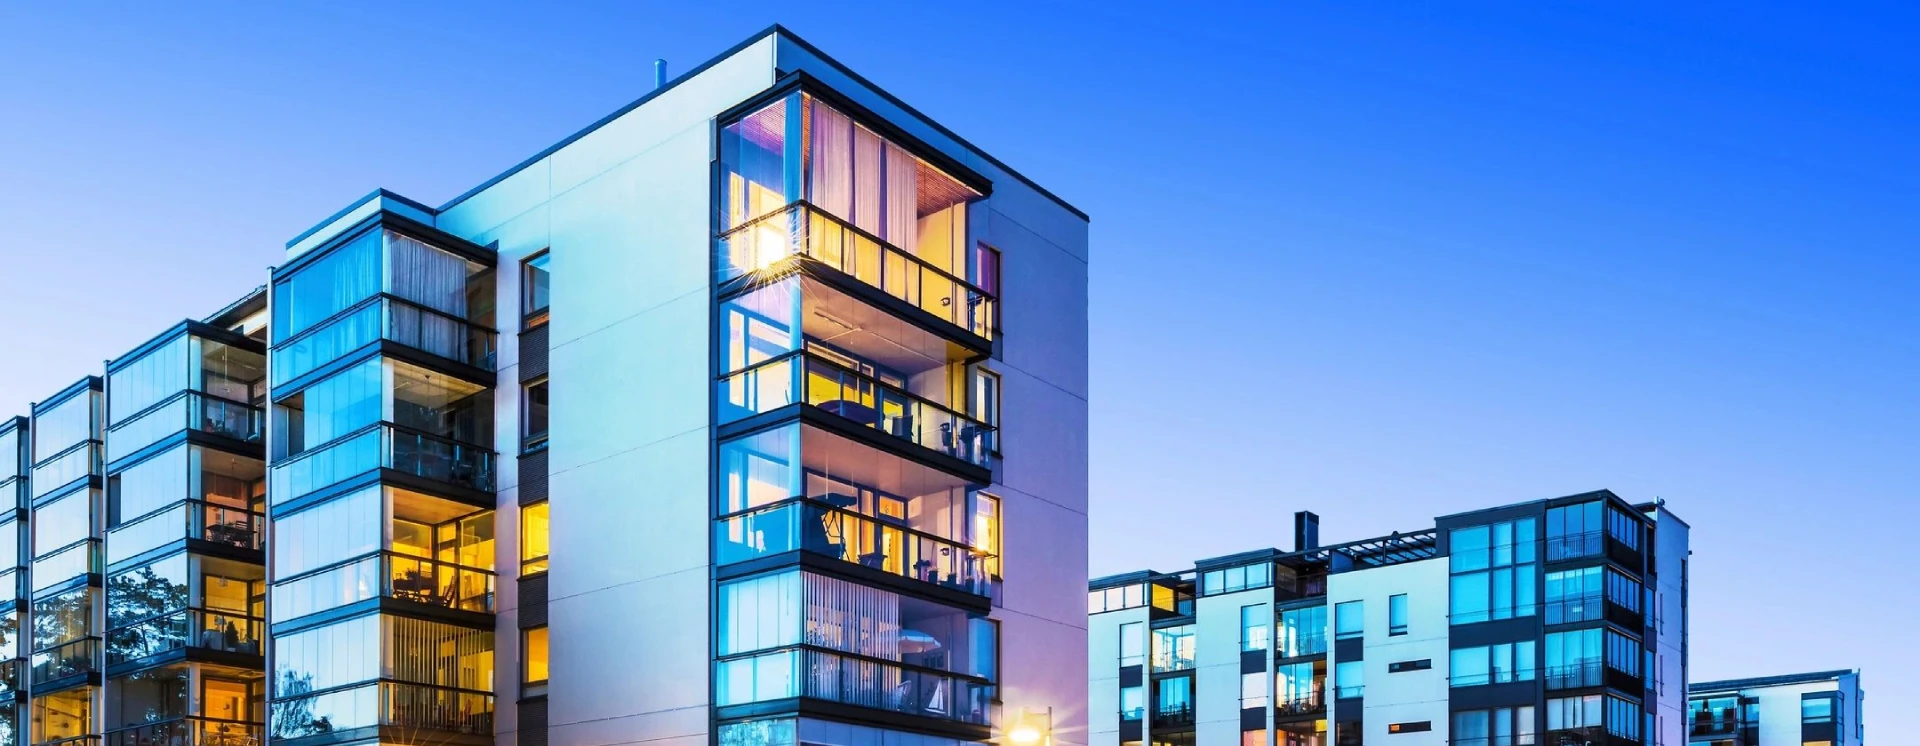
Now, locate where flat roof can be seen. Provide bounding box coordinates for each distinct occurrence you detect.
[1691,669,1859,693]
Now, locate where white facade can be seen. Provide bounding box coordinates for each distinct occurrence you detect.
[1326,559,1450,745]
[1690,670,1864,746]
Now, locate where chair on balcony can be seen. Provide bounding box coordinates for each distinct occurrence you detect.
[818,400,878,425]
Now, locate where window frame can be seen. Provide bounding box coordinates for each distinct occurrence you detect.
[1388,593,1409,636]
[1334,600,1364,640]
[521,624,550,694]
[520,500,550,577]
[522,377,550,454]
[521,250,552,327]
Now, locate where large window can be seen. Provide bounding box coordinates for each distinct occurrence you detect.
[1453,707,1535,746]
[1241,604,1270,652]
[1545,630,1603,689]
[1092,585,1148,614]
[1152,625,1195,672]
[1388,594,1408,636]
[1120,685,1143,720]
[1276,660,1323,710]
[521,501,550,576]
[1240,671,1268,709]
[1547,501,1603,561]
[522,626,549,691]
[522,252,551,326]
[522,378,549,452]
[1450,641,1536,687]
[1546,695,1602,731]
[1334,601,1363,640]
[1334,660,1363,699]
[33,488,93,557]
[1119,622,1144,667]
[1203,563,1273,596]
[1280,605,1328,658]
[1154,675,1193,717]
[1450,518,1538,624]
[1544,567,1604,624]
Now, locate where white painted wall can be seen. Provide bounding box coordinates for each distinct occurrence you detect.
[1089,608,1149,746]
[1650,507,1690,746]
[434,36,777,746]
[1326,558,1449,746]
[1194,589,1268,746]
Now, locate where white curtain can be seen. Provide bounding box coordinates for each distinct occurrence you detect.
[883,142,918,252]
[809,103,854,219]
[385,231,468,360]
[852,126,884,236]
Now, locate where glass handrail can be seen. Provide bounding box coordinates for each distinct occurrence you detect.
[107,608,265,664]
[383,552,496,613]
[718,350,996,468]
[379,681,494,735]
[270,423,495,503]
[30,637,99,684]
[32,443,100,497]
[105,717,263,746]
[783,647,991,725]
[714,498,996,597]
[271,295,499,386]
[721,203,997,339]
[33,540,101,591]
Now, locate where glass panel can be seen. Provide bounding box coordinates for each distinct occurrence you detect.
[109,337,190,425]
[34,489,94,558]
[719,97,791,232]
[33,391,100,464]
[520,501,549,575]
[271,486,379,577]
[273,229,381,342]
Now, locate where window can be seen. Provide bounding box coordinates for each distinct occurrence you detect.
[1387,721,1431,734]
[1605,630,1640,677]
[1152,625,1195,671]
[1802,696,1835,724]
[1606,696,1640,739]
[1155,675,1193,717]
[1449,519,1537,624]
[1241,731,1267,746]
[1547,501,1603,560]
[1241,671,1268,709]
[1607,569,1642,613]
[1120,685,1143,720]
[1607,505,1641,549]
[1546,695,1602,730]
[1387,659,1430,673]
[1454,707,1535,746]
[521,501,550,576]
[1544,567,1603,623]
[1334,661,1363,698]
[1280,605,1328,658]
[1545,630,1603,689]
[971,367,1000,434]
[1241,604,1270,651]
[1203,563,1273,595]
[522,251,551,325]
[973,243,1001,297]
[1451,642,1535,687]
[970,492,1000,577]
[522,378,549,452]
[1275,661,1321,710]
[1334,601,1363,640]
[1090,584,1148,614]
[1388,593,1408,635]
[1119,622,1144,667]
[522,626,549,689]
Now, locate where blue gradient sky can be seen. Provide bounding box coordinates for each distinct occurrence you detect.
[3,0,1911,719]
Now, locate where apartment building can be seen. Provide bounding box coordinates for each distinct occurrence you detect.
[1088,491,1688,746]
[1,24,1088,746]
[1688,670,1863,746]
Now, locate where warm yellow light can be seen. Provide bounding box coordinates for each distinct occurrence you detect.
[753,224,792,271]
[1007,708,1051,746]
[1007,726,1042,745]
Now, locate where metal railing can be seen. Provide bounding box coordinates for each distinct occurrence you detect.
[1546,530,1604,561]
[109,499,263,564]
[720,203,998,339]
[105,718,262,746]
[30,637,99,684]
[1275,690,1325,716]
[1544,593,1605,624]
[384,552,496,613]
[715,498,996,597]
[718,350,996,468]
[107,392,263,462]
[270,423,494,503]
[1544,662,1604,690]
[107,609,264,665]
[380,681,495,735]
[272,295,499,386]
[1151,706,1195,729]
[795,647,992,725]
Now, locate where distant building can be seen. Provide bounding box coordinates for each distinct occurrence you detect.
[1689,669,1864,746]
[1088,490,1689,746]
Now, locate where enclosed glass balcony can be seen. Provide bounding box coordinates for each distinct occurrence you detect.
[105,609,264,664]
[109,393,263,462]
[30,637,98,685]
[718,350,995,468]
[715,647,991,725]
[105,718,262,746]
[269,424,494,503]
[272,295,499,386]
[715,499,994,596]
[33,540,101,592]
[32,444,101,499]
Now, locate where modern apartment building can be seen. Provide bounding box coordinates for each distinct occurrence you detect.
[1688,670,1863,746]
[1088,491,1689,746]
[1,24,1088,746]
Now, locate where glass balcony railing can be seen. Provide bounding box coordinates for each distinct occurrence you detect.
[0,658,19,695]
[715,498,996,597]
[384,552,496,613]
[33,540,101,591]
[32,443,100,497]
[1276,690,1325,717]
[1545,662,1605,690]
[30,637,98,684]
[380,682,494,735]
[270,424,494,504]
[1547,530,1604,562]
[718,351,996,468]
[108,393,263,462]
[107,608,264,665]
[272,296,498,386]
[1151,706,1195,730]
[108,500,264,564]
[720,204,997,340]
[719,647,991,725]
[106,717,263,746]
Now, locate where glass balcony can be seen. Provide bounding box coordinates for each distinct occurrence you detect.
[719,350,995,468]
[0,658,18,696]
[384,552,496,613]
[715,498,995,597]
[269,682,492,738]
[32,444,100,498]
[716,647,990,725]
[109,394,263,463]
[33,541,102,591]
[35,737,101,746]
[721,204,996,340]
[107,500,264,565]
[1275,690,1325,717]
[270,424,494,504]
[106,609,264,665]
[1545,662,1605,690]
[272,296,499,386]
[30,637,98,684]
[106,718,262,746]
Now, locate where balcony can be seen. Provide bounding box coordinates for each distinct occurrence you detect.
[33,540,102,591]
[33,443,100,498]
[719,350,995,468]
[272,295,499,387]
[30,637,99,685]
[106,608,264,665]
[721,204,996,342]
[715,498,995,597]
[1275,691,1325,717]
[109,393,263,463]
[108,500,264,565]
[1150,706,1195,730]
[385,552,496,612]
[35,737,101,746]
[270,681,493,739]
[269,424,494,504]
[0,658,18,696]
[106,718,262,746]
[796,647,991,725]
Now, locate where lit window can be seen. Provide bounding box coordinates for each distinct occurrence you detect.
[1389,593,1408,636]
[522,252,551,325]
[521,501,550,576]
[523,625,549,688]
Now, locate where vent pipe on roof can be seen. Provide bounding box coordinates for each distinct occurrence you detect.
[1295,511,1320,552]
[654,59,668,90]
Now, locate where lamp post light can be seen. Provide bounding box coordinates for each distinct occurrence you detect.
[1008,707,1053,746]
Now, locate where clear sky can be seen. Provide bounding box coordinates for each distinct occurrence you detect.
[3,0,1911,721]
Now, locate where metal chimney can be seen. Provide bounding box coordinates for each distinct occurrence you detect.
[654,59,668,89]
[1294,511,1320,552]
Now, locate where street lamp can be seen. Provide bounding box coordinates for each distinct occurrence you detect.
[1008,707,1052,746]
